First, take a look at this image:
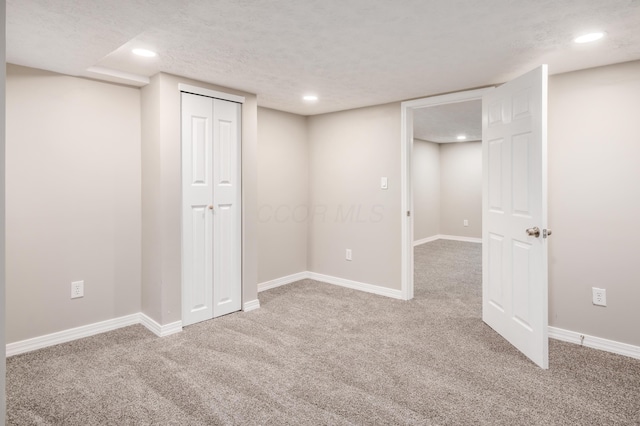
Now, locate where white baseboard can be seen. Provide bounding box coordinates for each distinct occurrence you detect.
[139,313,183,338]
[413,235,440,246]
[7,313,183,357]
[258,271,308,292]
[438,234,482,243]
[243,299,261,312]
[307,271,404,300]
[414,235,482,246]
[258,271,404,300]
[549,326,640,360]
[6,313,141,357]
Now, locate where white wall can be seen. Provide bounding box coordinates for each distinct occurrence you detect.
[548,60,640,346]
[257,107,308,283]
[6,65,141,343]
[439,141,482,238]
[412,139,440,241]
[308,103,401,289]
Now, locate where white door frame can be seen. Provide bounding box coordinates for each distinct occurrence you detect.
[400,88,493,300]
[179,84,245,324]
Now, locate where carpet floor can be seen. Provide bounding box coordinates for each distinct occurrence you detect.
[6,240,640,425]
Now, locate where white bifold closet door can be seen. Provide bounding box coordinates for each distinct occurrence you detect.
[181,92,242,327]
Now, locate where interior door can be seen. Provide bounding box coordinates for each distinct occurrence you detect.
[182,93,215,326]
[182,93,242,326]
[211,98,242,318]
[482,65,549,368]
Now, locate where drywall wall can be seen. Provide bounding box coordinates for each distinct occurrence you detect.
[412,139,440,241]
[548,60,640,346]
[1,2,6,422]
[307,103,401,290]
[439,141,482,238]
[5,65,141,343]
[257,107,308,283]
[141,73,258,326]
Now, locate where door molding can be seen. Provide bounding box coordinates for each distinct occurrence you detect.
[179,83,245,104]
[400,88,493,300]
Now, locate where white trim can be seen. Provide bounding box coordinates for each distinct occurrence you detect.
[438,234,482,244]
[178,83,245,104]
[413,235,440,246]
[6,313,184,357]
[400,87,493,302]
[258,271,308,292]
[307,272,404,300]
[413,235,482,246]
[139,314,183,337]
[85,66,150,86]
[6,313,140,357]
[243,299,261,312]
[549,326,640,360]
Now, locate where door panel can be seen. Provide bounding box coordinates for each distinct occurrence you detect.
[182,93,214,326]
[212,99,242,317]
[482,65,549,368]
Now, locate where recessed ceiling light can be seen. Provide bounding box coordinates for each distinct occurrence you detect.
[457,135,467,140]
[303,95,318,102]
[574,32,605,44]
[132,48,157,57]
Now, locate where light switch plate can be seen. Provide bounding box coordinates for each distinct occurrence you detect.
[381,177,388,190]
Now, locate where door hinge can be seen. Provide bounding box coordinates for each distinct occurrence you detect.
[407,211,411,217]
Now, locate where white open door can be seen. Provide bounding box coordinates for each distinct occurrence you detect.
[482,65,549,368]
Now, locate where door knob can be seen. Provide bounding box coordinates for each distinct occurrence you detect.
[526,227,540,238]
[208,205,214,210]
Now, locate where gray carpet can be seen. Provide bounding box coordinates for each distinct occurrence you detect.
[6,240,640,425]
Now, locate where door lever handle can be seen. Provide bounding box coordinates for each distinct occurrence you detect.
[526,227,540,238]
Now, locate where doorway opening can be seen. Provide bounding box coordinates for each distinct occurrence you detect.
[400,88,491,301]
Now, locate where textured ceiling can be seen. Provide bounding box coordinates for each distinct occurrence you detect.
[7,1,640,115]
[414,100,481,143]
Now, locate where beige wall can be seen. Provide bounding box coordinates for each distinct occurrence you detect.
[141,73,258,325]
[439,141,482,238]
[548,60,640,346]
[412,139,481,241]
[6,65,141,343]
[257,107,308,282]
[307,103,402,289]
[412,139,440,240]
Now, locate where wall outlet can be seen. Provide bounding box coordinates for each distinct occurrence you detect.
[71,280,84,299]
[463,219,469,227]
[592,287,606,306]
[346,249,352,261]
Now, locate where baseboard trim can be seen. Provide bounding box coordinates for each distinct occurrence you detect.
[7,313,184,357]
[243,299,261,312]
[258,271,308,292]
[413,235,440,246]
[139,314,183,338]
[307,272,404,300]
[6,313,141,357]
[414,234,482,246]
[438,234,482,243]
[549,326,640,360]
